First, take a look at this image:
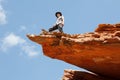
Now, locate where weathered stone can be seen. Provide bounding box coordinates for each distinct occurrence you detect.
[27,24,120,80]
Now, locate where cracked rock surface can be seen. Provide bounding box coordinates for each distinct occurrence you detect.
[27,24,120,80]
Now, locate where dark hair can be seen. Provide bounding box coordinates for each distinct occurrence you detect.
[55,12,62,17]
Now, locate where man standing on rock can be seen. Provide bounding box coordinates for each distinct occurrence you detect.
[49,12,64,33]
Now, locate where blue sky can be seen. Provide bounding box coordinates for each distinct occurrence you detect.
[0,0,120,80]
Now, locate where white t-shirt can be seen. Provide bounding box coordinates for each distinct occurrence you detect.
[56,16,64,25]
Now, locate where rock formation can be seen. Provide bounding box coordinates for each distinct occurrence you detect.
[62,69,113,80]
[27,24,120,80]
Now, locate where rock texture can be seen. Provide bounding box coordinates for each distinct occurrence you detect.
[62,69,112,80]
[27,24,120,80]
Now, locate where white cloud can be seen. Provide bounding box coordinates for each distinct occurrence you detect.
[1,33,39,57]
[1,33,25,51]
[21,44,39,57]
[0,0,7,25]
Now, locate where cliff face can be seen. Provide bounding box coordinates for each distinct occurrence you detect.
[27,24,120,80]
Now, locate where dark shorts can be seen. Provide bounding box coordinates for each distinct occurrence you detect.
[49,24,63,32]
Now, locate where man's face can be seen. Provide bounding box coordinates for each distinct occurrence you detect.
[57,14,61,17]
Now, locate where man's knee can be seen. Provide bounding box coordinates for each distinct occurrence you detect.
[49,25,58,32]
[49,28,53,32]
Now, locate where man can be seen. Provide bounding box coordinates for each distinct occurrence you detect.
[49,12,64,33]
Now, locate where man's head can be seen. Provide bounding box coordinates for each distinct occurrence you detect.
[55,12,62,18]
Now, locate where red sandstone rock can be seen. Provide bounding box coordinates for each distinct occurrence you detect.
[27,24,120,80]
[62,69,112,80]
[95,24,120,33]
